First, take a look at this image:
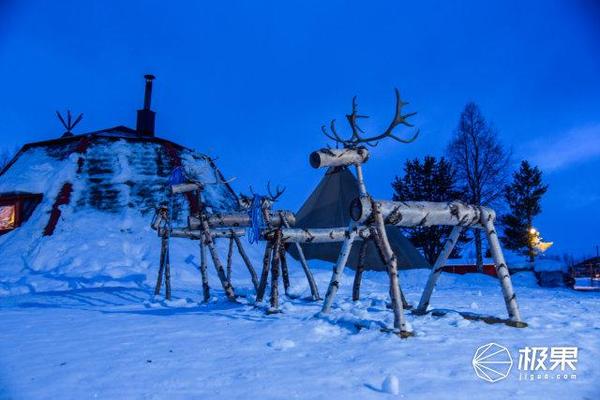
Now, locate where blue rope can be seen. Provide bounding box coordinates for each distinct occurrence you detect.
[169,166,186,185]
[247,195,265,244]
[167,166,187,231]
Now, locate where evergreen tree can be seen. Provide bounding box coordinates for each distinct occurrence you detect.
[500,160,548,262]
[392,156,464,264]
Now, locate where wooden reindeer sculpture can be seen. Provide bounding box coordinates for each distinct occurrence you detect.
[311,89,525,335]
[314,88,419,337]
[151,175,320,307]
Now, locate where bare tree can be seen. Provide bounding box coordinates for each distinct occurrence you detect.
[447,102,510,270]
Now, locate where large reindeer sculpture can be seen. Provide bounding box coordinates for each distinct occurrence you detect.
[309,89,526,335]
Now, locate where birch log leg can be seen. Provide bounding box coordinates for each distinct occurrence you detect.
[226,237,234,282]
[164,243,172,301]
[321,227,357,314]
[199,241,210,302]
[399,285,410,309]
[370,229,411,310]
[154,236,167,296]
[281,215,320,300]
[268,230,282,313]
[279,244,291,296]
[352,239,369,301]
[415,226,463,314]
[233,235,259,291]
[371,201,410,336]
[200,215,236,301]
[256,241,274,303]
[482,212,525,326]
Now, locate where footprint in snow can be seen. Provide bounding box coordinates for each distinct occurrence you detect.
[267,339,296,351]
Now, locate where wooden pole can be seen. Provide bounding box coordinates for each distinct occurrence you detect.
[368,227,410,309]
[280,215,320,300]
[371,200,409,336]
[226,237,234,282]
[352,239,369,301]
[269,230,283,313]
[199,214,236,301]
[256,241,274,302]
[481,209,524,325]
[232,235,260,291]
[164,241,172,300]
[321,225,357,313]
[154,235,167,296]
[416,226,463,314]
[199,241,210,302]
[279,244,291,296]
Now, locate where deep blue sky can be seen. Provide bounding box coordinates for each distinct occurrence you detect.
[1,1,599,258]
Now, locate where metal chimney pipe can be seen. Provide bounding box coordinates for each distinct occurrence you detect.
[143,74,155,110]
[136,74,156,136]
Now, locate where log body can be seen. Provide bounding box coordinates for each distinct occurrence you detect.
[351,197,495,228]
[271,227,372,243]
[168,227,246,239]
[309,147,369,169]
[189,211,295,229]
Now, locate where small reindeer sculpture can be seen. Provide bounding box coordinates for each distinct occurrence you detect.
[151,175,320,311]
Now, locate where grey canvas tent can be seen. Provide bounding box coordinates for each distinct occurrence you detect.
[288,167,430,271]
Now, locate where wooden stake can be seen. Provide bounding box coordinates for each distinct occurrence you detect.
[371,200,409,336]
[269,230,283,312]
[370,228,410,309]
[321,225,357,313]
[280,214,321,300]
[199,215,236,301]
[279,244,291,296]
[416,226,462,314]
[154,235,167,296]
[233,235,259,291]
[352,238,369,301]
[256,241,274,302]
[226,237,234,282]
[164,242,172,301]
[199,241,210,302]
[481,209,524,325]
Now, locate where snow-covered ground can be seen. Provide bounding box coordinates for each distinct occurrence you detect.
[1,245,598,399]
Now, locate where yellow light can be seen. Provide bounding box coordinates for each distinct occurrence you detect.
[529,227,537,235]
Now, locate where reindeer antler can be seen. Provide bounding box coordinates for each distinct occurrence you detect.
[321,88,419,148]
[266,181,286,202]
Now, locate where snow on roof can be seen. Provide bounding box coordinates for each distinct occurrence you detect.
[0,127,240,295]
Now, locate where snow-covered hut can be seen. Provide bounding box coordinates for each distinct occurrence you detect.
[0,76,239,295]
